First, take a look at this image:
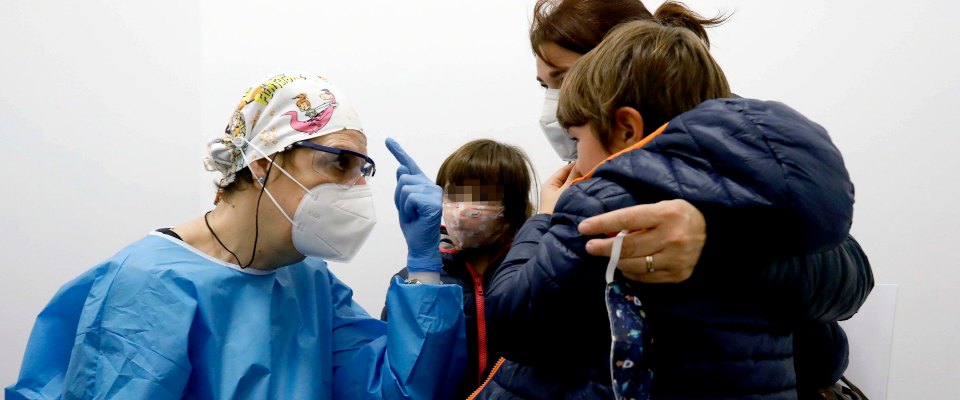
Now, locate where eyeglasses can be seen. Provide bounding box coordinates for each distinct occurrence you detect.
[289,141,376,187]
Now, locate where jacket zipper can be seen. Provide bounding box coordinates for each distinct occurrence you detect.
[465,262,488,386]
[466,357,506,400]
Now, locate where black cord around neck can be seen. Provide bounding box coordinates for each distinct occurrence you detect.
[205,159,275,269]
[204,210,243,266]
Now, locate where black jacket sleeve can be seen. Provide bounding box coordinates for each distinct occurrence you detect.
[485,191,612,368]
[794,321,850,392]
[756,235,874,323]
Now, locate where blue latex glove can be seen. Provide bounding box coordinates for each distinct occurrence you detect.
[386,138,443,273]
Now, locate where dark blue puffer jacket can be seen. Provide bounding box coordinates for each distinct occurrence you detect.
[479,98,872,400]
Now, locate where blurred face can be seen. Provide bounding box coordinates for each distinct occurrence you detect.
[444,180,505,204]
[567,124,610,177]
[536,42,583,90]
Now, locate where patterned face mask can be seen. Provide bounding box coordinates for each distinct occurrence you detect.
[442,202,508,250]
[605,231,653,400]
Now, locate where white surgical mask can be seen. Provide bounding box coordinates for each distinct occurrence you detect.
[244,140,377,262]
[539,89,578,162]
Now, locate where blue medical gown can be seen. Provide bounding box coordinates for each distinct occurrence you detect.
[6,233,467,399]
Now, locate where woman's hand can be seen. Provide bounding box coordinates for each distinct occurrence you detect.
[538,163,582,214]
[578,199,706,283]
[386,138,443,273]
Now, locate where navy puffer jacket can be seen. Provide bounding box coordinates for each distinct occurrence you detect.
[480,98,872,399]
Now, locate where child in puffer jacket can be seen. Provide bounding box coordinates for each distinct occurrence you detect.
[477,19,871,400]
[381,139,536,399]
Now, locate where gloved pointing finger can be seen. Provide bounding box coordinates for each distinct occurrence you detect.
[402,192,436,225]
[396,165,411,182]
[386,137,424,177]
[397,182,425,221]
[399,185,443,273]
[395,173,431,215]
[387,137,443,274]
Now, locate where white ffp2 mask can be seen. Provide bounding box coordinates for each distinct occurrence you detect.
[263,180,377,262]
[243,139,377,262]
[539,89,578,162]
[289,183,377,262]
[293,183,377,262]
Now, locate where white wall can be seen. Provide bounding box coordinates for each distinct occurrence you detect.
[1,0,957,398]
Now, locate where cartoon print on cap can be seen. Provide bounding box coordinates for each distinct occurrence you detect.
[285,89,338,134]
[229,112,246,139]
[235,86,264,115]
[204,72,363,197]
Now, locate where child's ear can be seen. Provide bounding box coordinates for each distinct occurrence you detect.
[613,107,645,148]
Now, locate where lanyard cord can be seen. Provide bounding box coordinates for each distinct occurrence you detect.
[205,159,275,269]
[204,210,243,266]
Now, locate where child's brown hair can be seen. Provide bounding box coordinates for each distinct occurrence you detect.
[436,139,535,238]
[558,17,732,147]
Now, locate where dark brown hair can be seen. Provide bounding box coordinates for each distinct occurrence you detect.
[557,20,731,145]
[436,139,535,238]
[530,0,728,66]
[216,151,291,204]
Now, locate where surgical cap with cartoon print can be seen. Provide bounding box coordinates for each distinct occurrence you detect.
[203,72,364,188]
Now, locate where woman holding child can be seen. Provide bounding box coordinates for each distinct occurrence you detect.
[473,1,874,399]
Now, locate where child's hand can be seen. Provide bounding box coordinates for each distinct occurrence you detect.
[578,199,706,283]
[538,163,581,214]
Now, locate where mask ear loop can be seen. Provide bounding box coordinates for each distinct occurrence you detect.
[206,157,273,269]
[240,159,274,269]
[606,230,629,284]
[205,143,276,269]
[228,137,296,269]
[238,137,312,226]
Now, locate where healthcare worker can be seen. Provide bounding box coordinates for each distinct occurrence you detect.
[5,72,467,400]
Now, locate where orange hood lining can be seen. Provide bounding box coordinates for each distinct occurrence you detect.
[572,122,669,185]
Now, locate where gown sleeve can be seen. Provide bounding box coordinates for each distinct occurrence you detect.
[330,275,466,400]
[6,266,104,400]
[6,262,195,400]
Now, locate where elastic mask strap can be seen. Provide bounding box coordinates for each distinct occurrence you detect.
[238,138,308,226]
[605,230,629,283]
